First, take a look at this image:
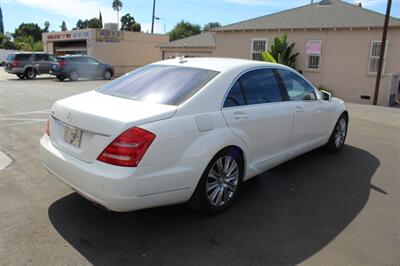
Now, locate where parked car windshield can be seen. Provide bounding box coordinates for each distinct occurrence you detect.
[96,64,219,105]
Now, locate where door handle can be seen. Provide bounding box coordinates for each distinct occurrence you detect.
[233,111,248,119]
[294,106,305,113]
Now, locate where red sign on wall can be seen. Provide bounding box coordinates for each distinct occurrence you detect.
[47,33,72,41]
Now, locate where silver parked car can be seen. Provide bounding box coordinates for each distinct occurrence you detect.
[5,52,57,79]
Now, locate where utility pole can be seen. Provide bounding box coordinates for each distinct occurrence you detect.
[373,0,392,105]
[151,0,156,34]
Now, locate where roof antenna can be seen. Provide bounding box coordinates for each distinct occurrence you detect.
[177,56,187,63]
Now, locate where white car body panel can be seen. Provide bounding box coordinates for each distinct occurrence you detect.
[40,57,348,211]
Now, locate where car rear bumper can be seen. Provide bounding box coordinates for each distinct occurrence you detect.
[5,67,24,74]
[40,135,204,212]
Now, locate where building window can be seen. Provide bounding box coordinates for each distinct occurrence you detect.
[306,40,322,70]
[369,41,388,74]
[307,55,320,69]
[251,38,268,61]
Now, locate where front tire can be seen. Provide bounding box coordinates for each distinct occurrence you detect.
[57,75,65,81]
[325,113,348,152]
[16,74,25,79]
[103,69,112,80]
[189,148,244,214]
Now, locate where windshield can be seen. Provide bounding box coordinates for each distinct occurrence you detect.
[96,64,219,105]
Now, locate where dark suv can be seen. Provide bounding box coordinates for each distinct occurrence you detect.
[5,52,57,79]
[50,55,114,81]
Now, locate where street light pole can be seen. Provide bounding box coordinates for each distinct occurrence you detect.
[151,0,156,34]
[373,0,392,105]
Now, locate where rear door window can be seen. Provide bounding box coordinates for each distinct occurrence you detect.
[224,81,246,108]
[97,65,219,105]
[14,54,32,61]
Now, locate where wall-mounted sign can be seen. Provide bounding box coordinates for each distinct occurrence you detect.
[96,29,123,42]
[306,40,322,55]
[46,31,90,42]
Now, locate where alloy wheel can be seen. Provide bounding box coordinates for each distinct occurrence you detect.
[334,118,347,148]
[206,156,239,207]
[70,71,78,81]
[104,70,112,80]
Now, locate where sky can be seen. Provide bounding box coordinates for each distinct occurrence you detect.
[0,0,399,34]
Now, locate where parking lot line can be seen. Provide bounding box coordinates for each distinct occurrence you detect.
[0,120,47,128]
[0,109,51,118]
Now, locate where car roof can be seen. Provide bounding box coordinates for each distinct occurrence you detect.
[15,52,48,54]
[153,57,284,72]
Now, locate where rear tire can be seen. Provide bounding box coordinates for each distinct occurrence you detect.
[69,70,79,81]
[57,75,65,81]
[325,113,348,152]
[189,148,244,215]
[24,68,36,79]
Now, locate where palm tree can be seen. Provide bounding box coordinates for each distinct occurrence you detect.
[260,32,299,69]
[112,0,123,29]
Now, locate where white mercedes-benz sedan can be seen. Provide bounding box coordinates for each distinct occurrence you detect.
[40,58,348,214]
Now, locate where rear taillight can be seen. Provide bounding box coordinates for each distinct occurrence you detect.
[11,60,19,67]
[97,127,155,167]
[44,117,50,136]
[58,61,67,67]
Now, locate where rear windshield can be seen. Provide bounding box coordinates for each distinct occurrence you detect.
[7,54,15,61]
[14,54,32,61]
[96,65,219,105]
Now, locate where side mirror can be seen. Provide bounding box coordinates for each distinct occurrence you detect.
[320,90,332,101]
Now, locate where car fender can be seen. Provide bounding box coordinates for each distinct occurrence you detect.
[24,64,40,74]
[141,112,252,187]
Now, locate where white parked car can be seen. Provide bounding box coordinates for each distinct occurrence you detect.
[40,58,348,214]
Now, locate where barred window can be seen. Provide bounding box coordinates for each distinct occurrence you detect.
[306,40,322,70]
[307,55,320,69]
[369,41,388,73]
[251,38,268,61]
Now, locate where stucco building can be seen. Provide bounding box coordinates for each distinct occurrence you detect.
[43,27,168,75]
[159,0,400,106]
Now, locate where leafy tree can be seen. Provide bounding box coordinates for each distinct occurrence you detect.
[76,19,87,30]
[87,18,102,28]
[13,35,43,51]
[203,22,221,32]
[120,13,141,32]
[112,0,123,28]
[0,7,4,34]
[0,33,16,49]
[14,23,42,42]
[169,20,201,41]
[260,32,299,68]
[60,21,67,31]
[75,18,102,29]
[32,41,43,51]
[43,21,50,32]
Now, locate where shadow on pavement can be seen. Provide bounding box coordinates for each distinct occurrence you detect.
[48,145,380,265]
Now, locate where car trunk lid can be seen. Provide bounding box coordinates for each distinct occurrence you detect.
[49,91,177,163]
